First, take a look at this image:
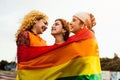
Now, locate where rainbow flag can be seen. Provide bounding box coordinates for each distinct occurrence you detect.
[17,28,102,80]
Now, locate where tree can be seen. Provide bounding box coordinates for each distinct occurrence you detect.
[100,53,120,71]
[0,60,8,70]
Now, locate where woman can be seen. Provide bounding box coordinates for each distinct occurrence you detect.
[15,10,48,80]
[51,18,70,45]
[15,10,48,47]
[68,12,102,80]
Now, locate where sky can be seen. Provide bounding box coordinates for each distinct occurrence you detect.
[0,0,120,61]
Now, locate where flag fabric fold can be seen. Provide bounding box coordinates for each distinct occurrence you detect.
[17,28,102,80]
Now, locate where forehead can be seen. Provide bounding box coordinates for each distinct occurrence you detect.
[55,20,62,24]
[55,20,61,23]
[72,16,83,23]
[40,19,46,22]
[73,16,79,20]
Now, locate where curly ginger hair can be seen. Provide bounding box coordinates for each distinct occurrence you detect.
[15,10,48,40]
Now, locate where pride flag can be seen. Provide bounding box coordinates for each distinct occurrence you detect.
[17,28,102,80]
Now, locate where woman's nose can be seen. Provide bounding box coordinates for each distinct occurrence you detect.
[70,22,72,26]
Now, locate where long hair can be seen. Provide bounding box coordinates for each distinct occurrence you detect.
[15,10,48,40]
[55,18,70,41]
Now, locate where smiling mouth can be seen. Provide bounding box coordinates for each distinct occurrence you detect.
[42,26,47,31]
[70,26,73,29]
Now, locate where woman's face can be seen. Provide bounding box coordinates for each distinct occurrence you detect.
[51,20,65,35]
[34,19,48,34]
[70,16,83,34]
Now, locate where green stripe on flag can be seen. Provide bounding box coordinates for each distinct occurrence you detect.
[56,74,102,80]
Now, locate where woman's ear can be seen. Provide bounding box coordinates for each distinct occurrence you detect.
[79,23,85,29]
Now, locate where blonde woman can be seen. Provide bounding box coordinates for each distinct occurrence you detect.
[15,10,48,80]
[15,10,48,47]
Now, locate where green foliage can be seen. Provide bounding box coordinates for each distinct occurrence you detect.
[100,53,120,71]
[0,60,8,70]
[0,60,16,70]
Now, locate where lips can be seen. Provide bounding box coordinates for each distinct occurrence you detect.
[70,26,73,29]
[42,26,47,31]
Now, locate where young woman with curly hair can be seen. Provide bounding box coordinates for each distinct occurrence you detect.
[15,10,48,46]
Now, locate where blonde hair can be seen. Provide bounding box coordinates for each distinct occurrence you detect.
[15,10,48,40]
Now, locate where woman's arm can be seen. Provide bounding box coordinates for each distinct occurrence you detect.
[16,31,30,46]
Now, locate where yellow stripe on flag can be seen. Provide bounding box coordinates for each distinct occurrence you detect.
[18,56,101,80]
